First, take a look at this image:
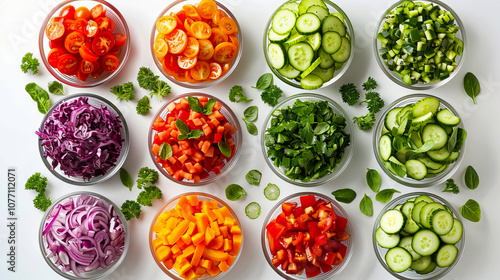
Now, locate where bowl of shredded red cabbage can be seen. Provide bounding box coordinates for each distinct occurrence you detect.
[39,192,129,279]
[37,94,129,185]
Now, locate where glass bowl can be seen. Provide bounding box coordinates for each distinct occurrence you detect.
[37,93,129,185]
[39,191,130,279]
[39,0,131,87]
[261,93,353,186]
[150,0,243,89]
[372,94,465,187]
[263,0,355,90]
[148,93,242,186]
[149,192,243,280]
[261,192,354,279]
[372,192,465,279]
[373,0,466,90]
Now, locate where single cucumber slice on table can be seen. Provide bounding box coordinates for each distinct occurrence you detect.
[412,229,440,256]
[245,202,261,219]
[264,184,280,201]
[268,43,287,69]
[385,247,412,272]
[380,209,406,234]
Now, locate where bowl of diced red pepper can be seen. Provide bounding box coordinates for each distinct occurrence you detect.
[149,93,242,186]
[261,192,353,279]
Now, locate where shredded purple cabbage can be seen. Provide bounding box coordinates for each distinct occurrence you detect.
[36,97,123,180]
[43,195,126,276]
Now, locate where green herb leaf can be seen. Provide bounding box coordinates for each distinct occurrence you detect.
[243,119,258,135]
[453,128,467,152]
[25,83,51,114]
[446,127,458,152]
[243,106,258,122]
[225,184,246,201]
[21,52,40,75]
[375,189,400,203]
[158,143,172,161]
[188,130,204,139]
[300,122,314,145]
[245,169,262,185]
[463,72,480,104]
[465,165,479,190]
[331,188,357,204]
[443,178,459,194]
[203,98,217,115]
[218,141,232,158]
[252,73,273,90]
[360,194,373,216]
[48,81,64,95]
[313,122,330,135]
[366,169,382,193]
[137,186,163,207]
[188,96,204,113]
[460,199,481,222]
[119,168,133,191]
[176,119,190,135]
[261,84,282,106]
[414,140,435,153]
[389,161,406,177]
[121,200,142,220]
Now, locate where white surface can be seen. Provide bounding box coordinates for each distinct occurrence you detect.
[1,0,500,279]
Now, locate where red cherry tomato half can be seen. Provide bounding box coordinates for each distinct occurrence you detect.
[64,31,85,54]
[95,17,115,33]
[74,7,91,21]
[49,39,64,49]
[112,33,127,48]
[91,31,115,56]
[59,5,75,20]
[163,53,179,72]
[46,22,65,40]
[79,43,99,62]
[76,69,89,81]
[63,19,76,33]
[79,59,95,74]
[50,16,65,23]
[108,45,120,56]
[85,20,99,37]
[57,54,79,75]
[100,54,119,72]
[47,48,68,68]
[90,4,106,19]
[75,18,88,33]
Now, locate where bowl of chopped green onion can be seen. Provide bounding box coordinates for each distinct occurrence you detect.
[261,93,353,187]
[374,0,466,90]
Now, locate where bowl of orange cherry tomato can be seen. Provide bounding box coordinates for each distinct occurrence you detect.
[151,0,243,89]
[39,0,130,87]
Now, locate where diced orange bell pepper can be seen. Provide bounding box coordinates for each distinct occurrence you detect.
[167,219,190,244]
[219,225,229,238]
[230,234,242,256]
[218,260,229,272]
[219,206,232,218]
[223,238,232,252]
[230,225,241,235]
[205,227,216,245]
[190,243,205,266]
[202,248,229,261]
[192,232,205,246]
[156,245,172,262]
[208,235,224,250]
[200,259,212,270]
[210,221,221,236]
[195,212,209,234]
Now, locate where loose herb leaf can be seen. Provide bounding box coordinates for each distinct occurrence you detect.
[252,73,273,90]
[389,161,406,177]
[25,173,48,193]
[176,119,190,135]
[243,106,258,122]
[48,81,64,95]
[463,72,480,104]
[229,85,252,103]
[218,141,232,158]
[243,119,258,135]
[443,178,459,194]
[465,165,479,190]
[361,91,385,114]
[245,169,262,185]
[331,188,357,204]
[21,52,40,74]
[225,184,246,201]
[299,122,314,145]
[366,169,382,193]
[110,82,135,101]
[360,194,373,216]
[203,98,217,115]
[119,168,133,191]
[313,122,330,135]
[261,84,282,106]
[33,193,52,211]
[121,200,142,220]
[460,199,481,222]
[375,189,400,203]
[188,96,204,113]
[447,127,458,152]
[339,83,359,106]
[137,186,163,207]
[362,77,378,91]
[188,130,204,139]
[136,167,159,189]
[158,143,173,161]
[25,83,51,114]
[136,95,152,115]
[453,128,467,152]
[414,140,435,153]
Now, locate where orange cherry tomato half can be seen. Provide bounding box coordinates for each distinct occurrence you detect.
[113,33,127,48]
[50,16,65,23]
[164,29,188,54]
[46,22,65,40]
[47,47,68,68]
[156,15,177,34]
[63,19,76,33]
[75,18,88,33]
[209,28,228,47]
[212,9,228,25]
[171,68,188,82]
[79,43,99,62]
[85,20,99,37]
[229,35,239,49]
[182,4,201,21]
[178,56,197,69]
[197,39,214,60]
[153,38,169,60]
[190,21,211,39]
[208,62,222,80]
[213,42,238,63]
[57,54,79,75]
[197,0,218,19]
[184,69,200,83]
[92,31,115,55]
[79,59,95,74]
[218,17,238,35]
[190,60,210,80]
[90,4,106,19]
[176,10,188,24]
[59,5,75,20]
[184,18,195,36]
[95,17,115,33]
[64,31,85,53]
[74,7,91,21]
[183,37,199,58]
[100,54,120,72]
[221,62,230,76]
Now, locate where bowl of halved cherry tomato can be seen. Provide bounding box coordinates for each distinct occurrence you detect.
[39,0,130,87]
[262,192,353,279]
[151,0,242,89]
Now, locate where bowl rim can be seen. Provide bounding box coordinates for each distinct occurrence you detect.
[38,191,130,280]
[147,92,242,186]
[260,93,354,186]
[372,0,467,90]
[372,93,465,187]
[38,0,131,88]
[371,192,465,280]
[263,0,355,89]
[37,93,130,185]
[150,0,243,89]
[148,192,244,280]
[261,192,354,280]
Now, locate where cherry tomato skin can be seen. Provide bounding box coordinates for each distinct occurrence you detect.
[57,54,79,75]
[79,43,99,62]
[85,20,99,37]
[59,5,75,20]
[91,32,115,56]
[47,48,68,68]
[74,7,91,21]
[46,22,65,40]
[163,53,179,71]
[64,31,86,54]
[75,18,88,33]
[90,4,106,19]
[113,33,127,48]
[79,59,95,74]
[100,54,119,72]
[49,39,64,49]
[95,17,115,33]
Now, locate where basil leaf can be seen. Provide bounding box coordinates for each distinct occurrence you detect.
[453,128,467,152]
[366,169,381,193]
[465,165,479,190]
[460,199,481,222]
[37,97,51,114]
[176,119,190,135]
[245,169,262,185]
[203,98,217,115]
[375,189,400,203]
[389,161,406,177]
[313,122,330,135]
[177,134,188,140]
[188,96,204,113]
[360,194,373,216]
[447,127,458,152]
[252,73,273,90]
[331,188,357,204]
[25,82,51,114]
[243,118,258,135]
[119,168,133,191]
[188,130,204,139]
[48,81,64,95]
[243,106,258,122]
[218,141,232,158]
[225,184,246,201]
[158,143,172,161]
[463,72,481,104]
[414,140,434,153]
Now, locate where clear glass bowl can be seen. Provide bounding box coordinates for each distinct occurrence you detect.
[150,0,243,89]
[38,93,130,185]
[373,0,466,90]
[39,0,131,87]
[149,192,243,280]
[372,94,465,187]
[263,0,355,90]
[39,191,130,279]
[148,93,242,186]
[372,192,465,280]
[261,192,354,280]
[261,93,353,186]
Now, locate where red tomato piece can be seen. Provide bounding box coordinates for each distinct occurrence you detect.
[45,22,65,40]
[59,5,75,20]
[92,31,115,56]
[163,53,179,72]
[76,69,89,81]
[113,33,127,48]
[79,59,94,74]
[95,16,115,33]
[75,18,88,33]
[74,7,91,21]
[57,54,79,75]
[100,54,119,72]
[47,47,68,68]
[90,4,106,19]
[64,31,85,54]
[79,43,99,62]
[85,20,99,37]
[49,39,64,49]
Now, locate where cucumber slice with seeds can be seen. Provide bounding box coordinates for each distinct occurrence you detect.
[379,134,392,161]
[430,209,454,235]
[412,201,428,226]
[298,0,327,15]
[264,184,280,201]
[422,124,448,150]
[376,227,400,249]
[321,31,342,54]
[331,36,351,63]
[306,5,329,21]
[412,97,440,118]
[269,29,291,43]
[410,256,432,272]
[435,244,458,267]
[268,43,287,69]
[436,109,460,126]
[278,63,301,79]
[300,74,323,90]
[412,229,440,256]
[272,9,297,35]
[417,261,436,274]
[321,14,346,36]
[439,218,463,244]
[405,159,427,180]
[318,48,335,69]
[420,203,446,229]
[311,66,334,82]
[399,236,422,261]
[296,13,321,35]
[245,202,261,219]
[306,32,322,51]
[288,42,314,71]
[385,247,412,272]
[380,209,406,234]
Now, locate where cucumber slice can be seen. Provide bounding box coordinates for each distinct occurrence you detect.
[411,201,428,226]
[385,247,412,273]
[311,66,334,82]
[268,43,287,69]
[284,33,307,48]
[321,14,346,36]
[399,236,422,261]
[412,229,440,256]
[376,227,400,249]
[420,202,446,229]
[417,261,436,274]
[409,130,423,149]
[441,151,459,164]
[300,74,323,90]
[426,147,451,162]
[413,195,435,204]
[435,244,458,267]
[331,36,351,63]
[280,2,299,15]
[288,42,314,71]
[411,112,433,126]
[436,109,460,126]
[379,134,392,161]
[416,156,443,170]
[300,57,321,79]
[278,63,301,79]
[298,0,327,15]
[264,183,280,201]
[306,32,322,51]
[422,124,448,150]
[380,209,406,234]
[272,9,297,35]
[405,159,427,180]
[430,209,454,235]
[245,202,261,219]
[427,164,448,174]
[401,202,421,234]
[268,29,291,43]
[321,31,342,54]
[439,218,463,244]
[318,48,335,69]
[296,13,321,35]
[410,256,432,272]
[393,204,403,211]
[412,97,440,118]
[306,5,329,21]
[396,105,413,126]
[385,107,403,132]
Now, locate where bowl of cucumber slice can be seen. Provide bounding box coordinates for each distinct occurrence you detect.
[373,192,465,279]
[374,0,466,90]
[373,94,466,187]
[263,0,355,90]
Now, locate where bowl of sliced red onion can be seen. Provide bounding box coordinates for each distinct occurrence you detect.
[39,192,129,279]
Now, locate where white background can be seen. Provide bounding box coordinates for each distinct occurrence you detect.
[1,0,500,279]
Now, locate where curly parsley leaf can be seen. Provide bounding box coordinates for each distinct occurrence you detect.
[21,52,40,75]
[362,77,378,91]
[229,85,252,103]
[261,84,282,106]
[136,95,152,115]
[443,178,459,194]
[136,167,159,189]
[110,82,135,101]
[121,200,142,220]
[137,186,163,207]
[339,83,359,106]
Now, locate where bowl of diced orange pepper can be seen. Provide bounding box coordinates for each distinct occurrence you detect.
[150,0,242,89]
[149,192,243,280]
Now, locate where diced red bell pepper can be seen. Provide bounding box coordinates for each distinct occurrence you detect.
[267,221,286,240]
[294,239,304,253]
[334,232,351,242]
[293,251,307,263]
[276,212,288,226]
[323,239,340,253]
[314,233,327,246]
[286,248,295,264]
[305,263,321,278]
[339,243,347,259]
[279,235,294,249]
[320,262,333,273]
[177,109,190,121]
[282,202,297,216]
[272,249,286,267]
[286,262,298,274]
[300,195,316,209]
[267,230,284,255]
[295,213,312,230]
[307,221,321,239]
[291,232,303,246]
[313,198,327,209]
[293,206,305,217]
[305,244,316,262]
[319,251,337,266]
[332,252,343,265]
[312,243,323,257]
[186,119,197,129]
[334,216,348,234]
[213,133,222,143]
[318,216,334,234]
